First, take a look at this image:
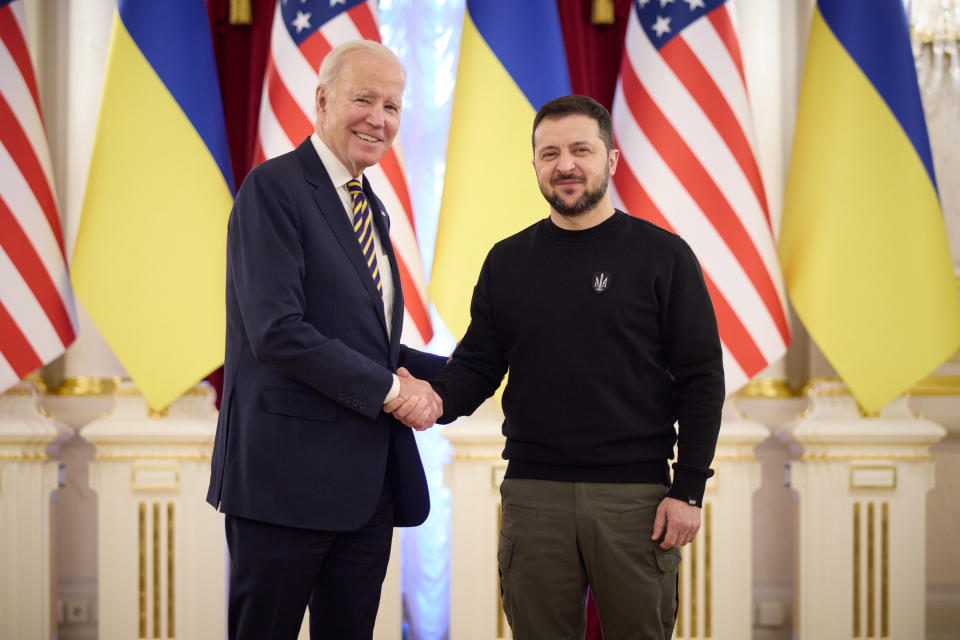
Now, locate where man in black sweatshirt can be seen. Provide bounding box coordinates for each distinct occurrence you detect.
[412,95,722,638]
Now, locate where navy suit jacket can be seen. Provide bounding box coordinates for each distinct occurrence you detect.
[207,138,445,531]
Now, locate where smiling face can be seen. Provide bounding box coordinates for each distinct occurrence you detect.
[314,50,404,177]
[533,113,619,219]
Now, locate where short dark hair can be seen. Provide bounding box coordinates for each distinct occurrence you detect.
[532,95,614,153]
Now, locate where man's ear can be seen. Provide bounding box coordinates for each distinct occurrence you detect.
[315,84,327,115]
[608,148,620,177]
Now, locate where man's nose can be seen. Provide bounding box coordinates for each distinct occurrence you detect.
[556,151,576,172]
[366,106,386,127]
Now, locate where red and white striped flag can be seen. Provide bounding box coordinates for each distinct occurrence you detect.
[255,0,433,346]
[0,0,77,392]
[611,0,789,394]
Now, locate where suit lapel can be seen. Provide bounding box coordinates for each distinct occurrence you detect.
[363,175,405,362]
[296,140,389,339]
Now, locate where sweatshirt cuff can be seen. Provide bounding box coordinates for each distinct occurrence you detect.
[667,462,714,508]
[382,374,400,405]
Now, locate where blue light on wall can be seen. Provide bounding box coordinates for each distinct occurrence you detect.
[379,2,466,638]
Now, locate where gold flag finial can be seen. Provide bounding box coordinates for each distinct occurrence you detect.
[592,0,615,25]
[230,0,252,25]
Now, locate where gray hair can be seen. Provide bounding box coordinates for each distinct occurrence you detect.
[317,40,405,91]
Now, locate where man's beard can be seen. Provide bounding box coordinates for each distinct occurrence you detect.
[541,171,609,217]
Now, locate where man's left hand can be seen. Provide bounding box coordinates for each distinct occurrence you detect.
[651,496,701,550]
[383,367,442,430]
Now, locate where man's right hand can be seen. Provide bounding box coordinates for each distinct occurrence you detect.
[383,367,442,430]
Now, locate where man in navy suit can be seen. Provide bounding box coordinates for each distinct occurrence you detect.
[206,40,445,639]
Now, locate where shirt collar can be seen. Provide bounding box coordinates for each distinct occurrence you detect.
[310,132,358,190]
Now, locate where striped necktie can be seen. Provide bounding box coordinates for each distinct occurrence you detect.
[347,179,382,297]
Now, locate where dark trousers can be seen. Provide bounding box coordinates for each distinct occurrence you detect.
[225,481,394,640]
[498,479,680,640]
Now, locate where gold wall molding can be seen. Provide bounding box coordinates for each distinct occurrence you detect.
[1,387,35,397]
[853,500,891,638]
[713,453,758,462]
[48,377,215,400]
[800,451,931,462]
[676,500,713,637]
[800,376,847,396]
[853,502,861,637]
[138,501,178,637]
[882,502,890,638]
[909,375,960,396]
[153,502,161,639]
[168,502,176,637]
[114,384,211,399]
[49,376,122,396]
[867,502,875,637]
[138,503,147,638]
[148,407,170,419]
[21,373,47,393]
[735,378,800,399]
[0,451,49,461]
[817,373,960,398]
[93,450,211,462]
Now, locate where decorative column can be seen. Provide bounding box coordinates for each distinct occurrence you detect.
[444,399,508,640]
[81,382,225,640]
[0,381,72,640]
[780,379,944,640]
[677,402,768,640]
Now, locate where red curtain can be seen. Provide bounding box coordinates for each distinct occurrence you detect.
[556,0,632,110]
[204,0,276,406]
[206,0,276,188]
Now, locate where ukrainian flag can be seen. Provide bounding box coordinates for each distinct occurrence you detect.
[780,0,960,412]
[431,0,570,337]
[71,0,234,410]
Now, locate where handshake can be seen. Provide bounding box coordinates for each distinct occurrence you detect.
[383,367,442,431]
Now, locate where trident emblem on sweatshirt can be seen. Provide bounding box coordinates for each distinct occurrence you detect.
[592,272,611,294]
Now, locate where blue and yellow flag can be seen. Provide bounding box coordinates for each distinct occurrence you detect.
[780,0,960,412]
[431,0,570,337]
[71,0,234,410]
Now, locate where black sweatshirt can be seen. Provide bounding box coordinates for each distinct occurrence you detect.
[431,211,724,506]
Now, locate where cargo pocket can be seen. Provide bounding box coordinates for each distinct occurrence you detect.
[655,546,682,634]
[654,546,681,573]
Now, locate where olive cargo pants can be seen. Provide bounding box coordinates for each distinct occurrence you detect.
[498,479,680,640]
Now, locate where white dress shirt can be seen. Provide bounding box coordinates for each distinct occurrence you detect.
[310,134,401,404]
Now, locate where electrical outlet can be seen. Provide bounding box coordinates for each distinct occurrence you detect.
[64,600,88,624]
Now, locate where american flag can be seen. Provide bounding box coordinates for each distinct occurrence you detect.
[255,0,433,346]
[0,0,77,392]
[611,0,789,393]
